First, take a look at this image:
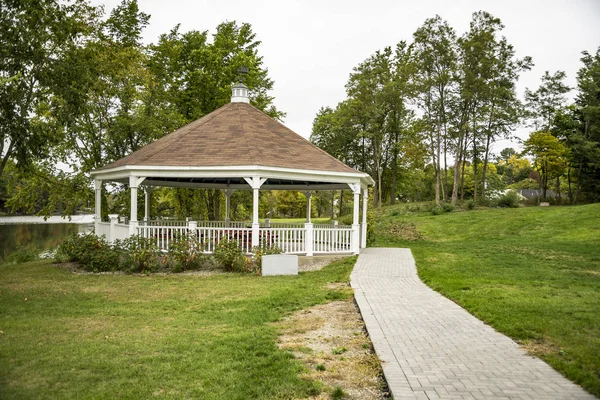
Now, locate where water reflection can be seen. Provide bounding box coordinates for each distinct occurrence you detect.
[0,223,93,262]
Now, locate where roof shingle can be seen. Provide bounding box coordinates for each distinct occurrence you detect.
[98,102,356,174]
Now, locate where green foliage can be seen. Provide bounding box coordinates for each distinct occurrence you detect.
[465,200,475,210]
[315,363,326,371]
[431,206,443,216]
[59,233,121,273]
[7,246,39,264]
[496,190,521,208]
[119,235,161,273]
[441,202,455,213]
[168,233,205,272]
[213,237,246,272]
[331,386,347,399]
[523,131,569,199]
[366,211,376,246]
[0,0,99,178]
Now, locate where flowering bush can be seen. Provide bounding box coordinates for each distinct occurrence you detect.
[213,237,246,272]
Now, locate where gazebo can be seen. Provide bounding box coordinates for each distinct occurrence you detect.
[90,84,374,255]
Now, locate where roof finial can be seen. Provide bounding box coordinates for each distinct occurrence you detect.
[231,66,250,103]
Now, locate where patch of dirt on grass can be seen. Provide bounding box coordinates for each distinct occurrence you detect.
[520,338,560,358]
[387,221,423,241]
[276,299,388,399]
[298,256,345,272]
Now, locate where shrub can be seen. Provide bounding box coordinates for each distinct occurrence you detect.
[56,232,103,263]
[168,233,205,272]
[497,190,521,208]
[119,235,161,273]
[7,246,39,263]
[56,233,121,272]
[431,206,444,215]
[214,237,246,272]
[442,202,455,213]
[406,203,421,213]
[465,199,475,210]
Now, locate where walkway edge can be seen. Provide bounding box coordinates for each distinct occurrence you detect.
[352,281,417,399]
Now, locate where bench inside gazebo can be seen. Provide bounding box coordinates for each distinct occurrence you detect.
[90,83,373,256]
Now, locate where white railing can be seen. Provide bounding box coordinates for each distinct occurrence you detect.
[142,219,188,227]
[265,222,304,229]
[193,227,253,254]
[313,227,353,253]
[201,220,250,228]
[137,225,189,250]
[96,222,110,238]
[259,228,306,254]
[99,219,356,255]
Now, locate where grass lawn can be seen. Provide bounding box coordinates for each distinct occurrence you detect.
[0,258,356,399]
[374,203,600,396]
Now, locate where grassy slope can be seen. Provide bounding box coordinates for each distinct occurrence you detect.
[375,203,600,396]
[0,258,355,399]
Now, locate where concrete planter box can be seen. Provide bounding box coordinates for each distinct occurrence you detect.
[262,254,298,276]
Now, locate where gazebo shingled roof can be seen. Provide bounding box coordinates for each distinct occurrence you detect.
[98,102,356,174]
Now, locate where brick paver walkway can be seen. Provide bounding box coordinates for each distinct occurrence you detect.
[351,248,596,400]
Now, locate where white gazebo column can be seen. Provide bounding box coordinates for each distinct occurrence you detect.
[304,191,314,256]
[129,176,145,236]
[224,189,235,228]
[244,177,266,248]
[144,186,153,222]
[94,179,102,233]
[304,191,312,222]
[361,187,368,249]
[349,183,361,255]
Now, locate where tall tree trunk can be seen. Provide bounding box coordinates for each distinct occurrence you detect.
[574,163,582,204]
[428,128,440,206]
[473,141,478,202]
[0,141,15,178]
[542,162,548,200]
[567,167,572,203]
[438,128,445,202]
[480,133,492,200]
[451,133,464,205]
[556,176,561,203]
[573,116,590,204]
[460,134,468,201]
[339,190,344,216]
[443,137,448,202]
[390,132,398,205]
[378,168,383,208]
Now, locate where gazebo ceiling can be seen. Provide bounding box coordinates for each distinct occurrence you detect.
[141,176,351,191]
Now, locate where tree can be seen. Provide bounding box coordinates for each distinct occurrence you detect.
[523,131,568,200]
[0,0,98,178]
[525,71,571,131]
[413,15,458,205]
[451,11,531,204]
[572,48,600,202]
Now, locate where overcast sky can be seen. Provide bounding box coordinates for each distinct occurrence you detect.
[94,0,600,154]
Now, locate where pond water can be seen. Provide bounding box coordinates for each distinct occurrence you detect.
[0,216,94,263]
